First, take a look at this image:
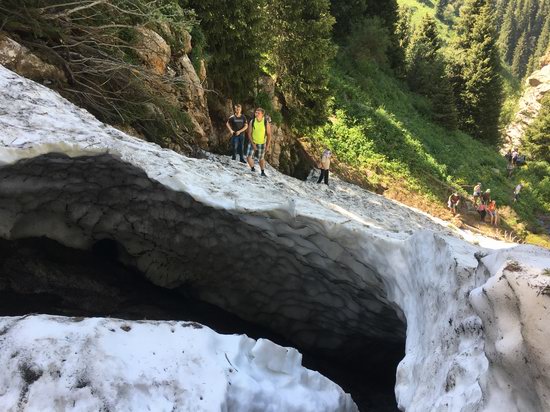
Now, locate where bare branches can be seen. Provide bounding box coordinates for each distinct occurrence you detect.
[2,0,198,150]
[41,1,106,20]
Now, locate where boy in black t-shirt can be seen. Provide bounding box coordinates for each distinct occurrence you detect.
[226,104,248,163]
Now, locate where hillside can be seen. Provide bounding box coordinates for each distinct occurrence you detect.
[304,54,549,245]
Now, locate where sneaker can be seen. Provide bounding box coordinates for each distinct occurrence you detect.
[251,167,255,172]
[239,158,246,163]
[261,171,267,177]
[231,155,236,160]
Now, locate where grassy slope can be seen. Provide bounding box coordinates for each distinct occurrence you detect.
[306,57,549,245]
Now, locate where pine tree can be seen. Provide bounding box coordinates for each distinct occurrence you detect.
[406,15,442,91]
[511,30,529,77]
[267,0,336,130]
[524,96,550,163]
[498,0,516,63]
[430,64,459,130]
[330,0,368,40]
[435,0,447,20]
[406,15,458,129]
[450,0,503,143]
[185,0,266,101]
[366,0,404,70]
[530,16,550,72]
[396,5,413,51]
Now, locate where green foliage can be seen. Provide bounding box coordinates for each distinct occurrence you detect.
[396,5,413,50]
[330,0,368,40]
[449,0,503,143]
[253,91,283,125]
[495,0,550,77]
[366,0,405,70]
[183,0,266,101]
[347,17,392,69]
[266,0,336,131]
[511,30,529,77]
[309,51,547,230]
[406,15,457,129]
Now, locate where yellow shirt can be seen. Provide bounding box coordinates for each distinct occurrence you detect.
[251,118,266,144]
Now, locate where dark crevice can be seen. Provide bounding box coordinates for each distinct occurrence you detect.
[0,237,402,411]
[0,153,406,411]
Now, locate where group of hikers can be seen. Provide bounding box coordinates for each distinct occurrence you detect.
[447,183,499,226]
[226,104,332,184]
[226,104,271,177]
[446,143,529,226]
[505,147,525,178]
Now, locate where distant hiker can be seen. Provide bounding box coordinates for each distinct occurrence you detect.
[477,203,487,222]
[317,149,332,185]
[511,148,519,166]
[448,192,460,216]
[473,182,482,206]
[513,183,522,202]
[507,161,514,178]
[246,107,271,177]
[487,200,498,226]
[505,149,512,164]
[226,104,248,163]
[481,189,491,205]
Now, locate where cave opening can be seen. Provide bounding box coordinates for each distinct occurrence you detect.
[0,237,404,411]
[0,153,407,411]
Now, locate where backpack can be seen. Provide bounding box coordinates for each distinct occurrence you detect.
[250,116,268,130]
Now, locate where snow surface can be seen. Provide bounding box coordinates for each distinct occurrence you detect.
[0,315,356,411]
[1,64,550,412]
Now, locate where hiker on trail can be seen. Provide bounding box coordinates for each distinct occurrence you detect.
[317,148,332,185]
[246,107,271,177]
[487,200,498,226]
[448,192,460,216]
[473,182,482,206]
[226,104,248,163]
[481,189,491,205]
[514,183,522,202]
[477,202,487,222]
[507,161,514,178]
[505,149,512,164]
[511,148,519,166]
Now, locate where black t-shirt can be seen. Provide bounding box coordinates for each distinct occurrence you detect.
[229,115,247,133]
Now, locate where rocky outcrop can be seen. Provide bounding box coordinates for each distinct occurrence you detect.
[1,66,550,411]
[175,55,211,146]
[0,32,66,85]
[505,50,550,149]
[133,26,172,75]
[0,29,213,149]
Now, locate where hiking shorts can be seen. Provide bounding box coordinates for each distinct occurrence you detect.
[247,143,265,160]
[487,210,496,217]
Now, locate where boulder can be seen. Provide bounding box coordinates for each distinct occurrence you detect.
[0,32,66,84]
[175,55,212,147]
[133,27,171,75]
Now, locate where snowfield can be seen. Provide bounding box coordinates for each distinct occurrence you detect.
[0,64,550,412]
